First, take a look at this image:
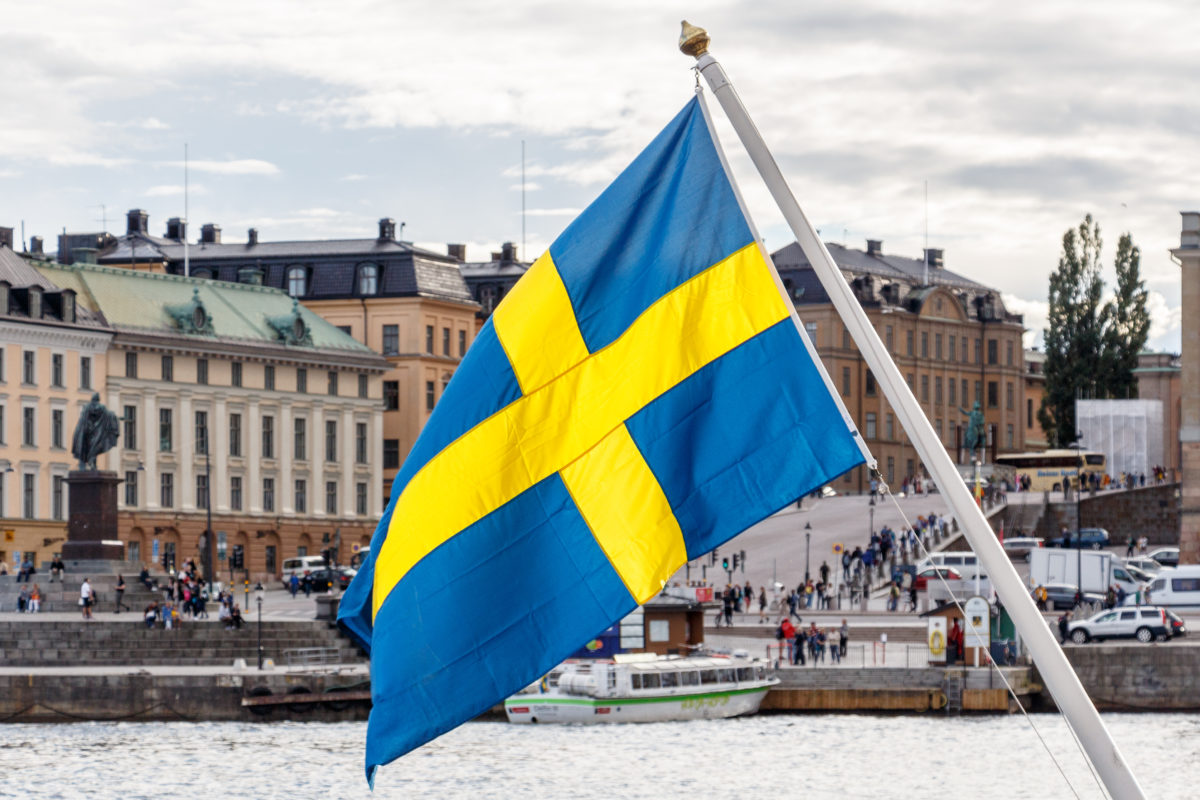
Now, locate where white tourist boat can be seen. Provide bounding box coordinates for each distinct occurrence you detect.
[504,651,777,724]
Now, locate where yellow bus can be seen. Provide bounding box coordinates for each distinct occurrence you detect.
[994,450,1107,492]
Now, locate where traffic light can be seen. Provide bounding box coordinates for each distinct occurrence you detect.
[732,554,739,570]
[710,551,718,566]
[740,550,747,572]
[722,557,730,571]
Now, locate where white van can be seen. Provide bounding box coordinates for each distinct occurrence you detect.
[1146,566,1200,608]
[280,555,328,586]
[917,552,987,582]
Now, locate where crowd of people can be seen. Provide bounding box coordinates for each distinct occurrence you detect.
[774,618,850,665]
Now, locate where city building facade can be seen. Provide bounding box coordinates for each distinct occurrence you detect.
[1133,350,1182,478]
[459,241,530,324]
[34,260,389,581]
[1022,348,1048,451]
[773,240,1026,493]
[1170,212,1199,564]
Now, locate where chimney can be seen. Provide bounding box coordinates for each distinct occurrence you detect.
[446,243,466,262]
[501,242,517,262]
[866,239,883,257]
[126,209,149,235]
[0,226,12,249]
[1181,211,1200,249]
[923,248,944,268]
[378,218,396,241]
[165,217,187,241]
[30,236,44,256]
[491,251,502,261]
[247,228,258,246]
[200,223,222,244]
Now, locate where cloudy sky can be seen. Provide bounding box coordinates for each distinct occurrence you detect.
[2,0,1195,351]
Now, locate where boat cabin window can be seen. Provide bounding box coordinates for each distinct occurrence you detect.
[631,674,641,690]
[660,672,679,688]
[755,665,767,680]
[642,673,661,689]
[700,670,718,685]
[719,668,736,683]
[736,667,754,681]
[681,671,700,687]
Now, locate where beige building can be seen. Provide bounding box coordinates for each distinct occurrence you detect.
[774,240,1026,491]
[1022,348,1048,451]
[0,239,112,570]
[1133,351,1182,478]
[34,260,389,581]
[1170,212,1199,564]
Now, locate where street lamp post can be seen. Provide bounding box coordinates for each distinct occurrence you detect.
[804,522,812,582]
[202,426,215,587]
[255,582,264,670]
[1075,436,1084,605]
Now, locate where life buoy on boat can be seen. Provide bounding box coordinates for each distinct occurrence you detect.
[928,629,946,657]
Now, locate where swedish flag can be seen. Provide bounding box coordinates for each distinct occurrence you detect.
[339,95,865,780]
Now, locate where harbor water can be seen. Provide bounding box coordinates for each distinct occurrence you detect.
[2,715,1197,799]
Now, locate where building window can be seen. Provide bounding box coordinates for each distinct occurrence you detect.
[294,418,307,461]
[949,336,957,363]
[948,378,957,407]
[987,380,998,408]
[325,481,337,514]
[842,327,851,349]
[1007,340,1014,366]
[158,409,173,451]
[935,377,943,406]
[962,380,970,406]
[23,473,35,519]
[383,380,399,410]
[338,325,352,336]
[118,405,136,450]
[921,375,930,403]
[356,482,368,516]
[230,476,243,511]
[935,334,943,361]
[197,358,208,385]
[425,325,434,354]
[841,366,850,396]
[886,413,894,441]
[295,479,307,513]
[287,266,307,297]
[907,373,915,391]
[442,327,451,356]
[0,405,4,445]
[865,371,877,396]
[51,353,64,387]
[865,412,877,440]
[458,330,467,356]
[262,415,275,459]
[80,356,92,389]
[325,420,337,462]
[232,361,243,387]
[1006,424,1015,450]
[987,339,998,365]
[1006,382,1014,411]
[936,419,943,442]
[975,338,982,365]
[1027,398,1034,429]
[195,410,209,454]
[161,355,173,382]
[196,473,209,510]
[886,456,895,485]
[382,325,399,356]
[356,423,368,464]
[804,322,817,345]
[358,373,368,398]
[265,545,277,574]
[23,351,35,384]
[383,439,400,469]
[263,477,275,512]
[52,475,65,520]
[327,370,338,396]
[124,471,138,506]
[425,380,435,411]
[22,407,35,446]
[921,332,929,358]
[52,409,64,448]
[160,473,174,508]
[358,264,378,295]
[885,325,894,352]
[126,351,138,378]
[229,413,242,457]
[296,367,307,394]
[906,330,914,356]
[264,364,275,391]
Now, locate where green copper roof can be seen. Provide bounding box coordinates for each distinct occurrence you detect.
[34,261,373,355]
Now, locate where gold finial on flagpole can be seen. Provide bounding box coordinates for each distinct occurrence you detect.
[678,21,709,58]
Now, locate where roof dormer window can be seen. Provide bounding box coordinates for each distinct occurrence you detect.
[287,266,307,297]
[357,264,378,295]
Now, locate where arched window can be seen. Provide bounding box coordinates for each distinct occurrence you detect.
[357,264,378,295]
[287,266,307,297]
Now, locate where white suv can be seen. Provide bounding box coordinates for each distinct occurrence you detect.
[1068,607,1171,644]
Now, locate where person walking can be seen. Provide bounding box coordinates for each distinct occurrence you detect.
[758,586,768,623]
[289,572,300,598]
[1057,610,1072,643]
[115,574,129,613]
[839,619,849,658]
[80,578,94,620]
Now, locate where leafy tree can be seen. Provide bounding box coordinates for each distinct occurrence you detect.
[1038,218,1149,448]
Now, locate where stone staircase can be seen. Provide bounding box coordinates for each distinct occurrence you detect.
[0,571,164,614]
[0,618,365,667]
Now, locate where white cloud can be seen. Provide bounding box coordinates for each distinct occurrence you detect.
[340,173,367,182]
[163,159,280,176]
[1146,290,1181,343]
[1001,294,1049,349]
[144,184,207,197]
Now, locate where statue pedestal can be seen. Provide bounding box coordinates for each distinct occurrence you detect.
[62,470,125,561]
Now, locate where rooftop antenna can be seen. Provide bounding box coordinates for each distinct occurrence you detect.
[922,180,929,286]
[94,204,108,231]
[522,139,526,258]
[184,142,190,277]
[20,220,25,252]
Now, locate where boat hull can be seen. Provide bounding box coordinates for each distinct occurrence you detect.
[504,684,772,724]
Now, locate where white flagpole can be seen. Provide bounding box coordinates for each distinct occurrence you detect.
[679,22,1144,800]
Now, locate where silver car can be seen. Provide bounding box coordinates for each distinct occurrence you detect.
[1068,607,1171,644]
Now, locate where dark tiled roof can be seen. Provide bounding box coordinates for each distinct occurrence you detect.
[0,246,59,290]
[772,241,987,291]
[0,246,107,328]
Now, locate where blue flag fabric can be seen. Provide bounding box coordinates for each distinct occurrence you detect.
[339,95,865,783]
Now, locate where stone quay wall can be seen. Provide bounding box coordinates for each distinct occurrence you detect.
[1036,483,1180,546]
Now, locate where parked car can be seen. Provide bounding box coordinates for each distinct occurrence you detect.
[914,566,962,590]
[1067,606,1172,644]
[1146,547,1179,568]
[1165,609,1187,639]
[306,567,356,592]
[1048,527,1110,549]
[1123,557,1164,575]
[1033,583,1103,611]
[1002,537,1044,561]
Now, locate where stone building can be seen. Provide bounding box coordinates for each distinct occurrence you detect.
[33,260,389,581]
[1170,212,1199,564]
[458,241,530,324]
[92,211,478,500]
[773,240,1026,492]
[1023,349,1048,451]
[1133,350,1182,478]
[0,237,112,570]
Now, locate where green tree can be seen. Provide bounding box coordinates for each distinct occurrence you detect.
[1099,233,1150,399]
[1039,214,1105,448]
